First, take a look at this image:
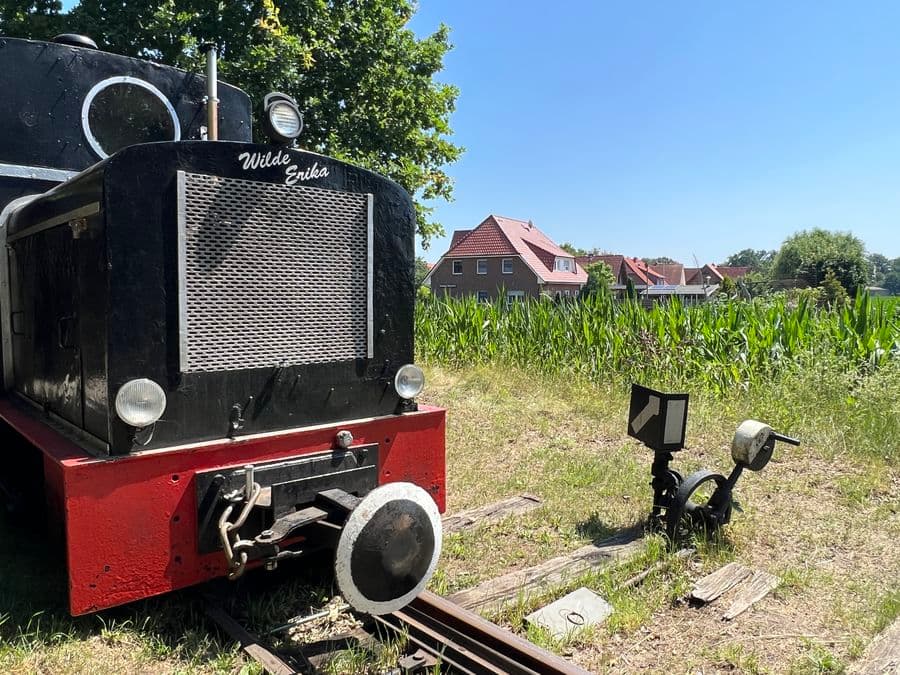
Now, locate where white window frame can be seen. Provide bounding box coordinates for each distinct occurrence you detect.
[476,259,488,275]
[477,291,489,302]
[554,257,573,272]
[506,290,525,306]
[502,258,513,274]
[452,260,463,275]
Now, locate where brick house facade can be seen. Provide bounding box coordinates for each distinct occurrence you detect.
[426,215,586,301]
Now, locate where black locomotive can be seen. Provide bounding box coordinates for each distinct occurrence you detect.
[0,33,446,616]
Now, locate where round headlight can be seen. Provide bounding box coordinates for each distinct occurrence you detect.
[262,92,303,144]
[115,378,167,427]
[269,100,302,137]
[394,364,425,399]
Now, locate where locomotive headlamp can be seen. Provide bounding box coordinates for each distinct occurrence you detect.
[262,92,303,144]
[394,364,425,399]
[115,378,167,427]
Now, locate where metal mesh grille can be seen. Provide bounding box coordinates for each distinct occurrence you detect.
[178,172,371,373]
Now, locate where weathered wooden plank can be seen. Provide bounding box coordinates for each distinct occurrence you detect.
[441,494,542,534]
[691,562,753,604]
[851,617,900,674]
[722,570,780,620]
[447,531,642,613]
[204,601,304,675]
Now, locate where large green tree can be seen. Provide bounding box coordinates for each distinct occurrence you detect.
[0,0,462,247]
[772,229,868,295]
[867,253,890,286]
[722,248,776,273]
[882,257,900,295]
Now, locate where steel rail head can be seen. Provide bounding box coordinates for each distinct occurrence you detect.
[407,591,592,675]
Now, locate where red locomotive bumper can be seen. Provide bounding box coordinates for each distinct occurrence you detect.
[0,398,446,615]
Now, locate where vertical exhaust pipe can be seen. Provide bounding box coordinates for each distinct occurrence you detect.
[205,44,219,140]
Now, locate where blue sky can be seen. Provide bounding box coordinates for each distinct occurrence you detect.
[410,2,900,263]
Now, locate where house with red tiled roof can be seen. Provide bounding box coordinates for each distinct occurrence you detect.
[684,263,750,285]
[652,263,686,286]
[575,254,666,292]
[425,215,587,301]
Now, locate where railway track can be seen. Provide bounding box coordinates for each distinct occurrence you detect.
[206,590,590,674]
[375,590,590,674]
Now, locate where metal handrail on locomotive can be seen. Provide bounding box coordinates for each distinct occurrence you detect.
[0,33,446,617]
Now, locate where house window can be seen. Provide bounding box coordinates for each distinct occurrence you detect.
[477,291,489,302]
[477,259,487,275]
[502,258,513,274]
[554,257,573,272]
[452,260,463,275]
[506,290,525,306]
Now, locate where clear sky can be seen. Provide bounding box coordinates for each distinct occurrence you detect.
[409,2,900,264]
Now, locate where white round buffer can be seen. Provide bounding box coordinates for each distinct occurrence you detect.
[334,482,442,615]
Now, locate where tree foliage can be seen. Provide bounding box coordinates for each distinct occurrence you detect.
[0,0,462,247]
[722,248,776,273]
[643,256,677,266]
[414,256,430,287]
[560,242,587,257]
[772,229,867,295]
[580,261,615,298]
[867,253,890,286]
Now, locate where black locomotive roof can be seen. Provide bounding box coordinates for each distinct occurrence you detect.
[0,36,252,177]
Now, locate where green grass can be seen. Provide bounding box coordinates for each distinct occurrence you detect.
[1,285,898,674]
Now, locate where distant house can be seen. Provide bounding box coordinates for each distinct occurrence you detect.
[643,284,718,305]
[685,263,750,285]
[575,255,665,293]
[652,263,686,286]
[425,215,587,302]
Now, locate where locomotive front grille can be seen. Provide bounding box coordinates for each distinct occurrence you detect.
[176,171,373,373]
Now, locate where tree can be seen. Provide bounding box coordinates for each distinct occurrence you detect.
[2,0,462,248]
[561,242,588,257]
[772,229,867,295]
[579,261,615,298]
[820,268,849,307]
[719,275,737,297]
[643,256,677,266]
[0,0,62,35]
[883,258,900,295]
[867,253,891,285]
[722,248,776,273]
[414,256,430,287]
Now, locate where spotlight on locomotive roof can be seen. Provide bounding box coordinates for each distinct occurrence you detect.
[262,92,303,145]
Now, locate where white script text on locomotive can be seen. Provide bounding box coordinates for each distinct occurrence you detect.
[238,150,330,185]
[238,150,291,170]
[285,162,329,185]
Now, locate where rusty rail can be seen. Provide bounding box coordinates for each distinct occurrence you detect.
[374,590,591,675]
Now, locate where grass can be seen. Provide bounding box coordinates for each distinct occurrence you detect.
[1,312,898,672]
[420,361,898,672]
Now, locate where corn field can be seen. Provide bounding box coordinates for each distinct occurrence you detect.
[415,293,900,392]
